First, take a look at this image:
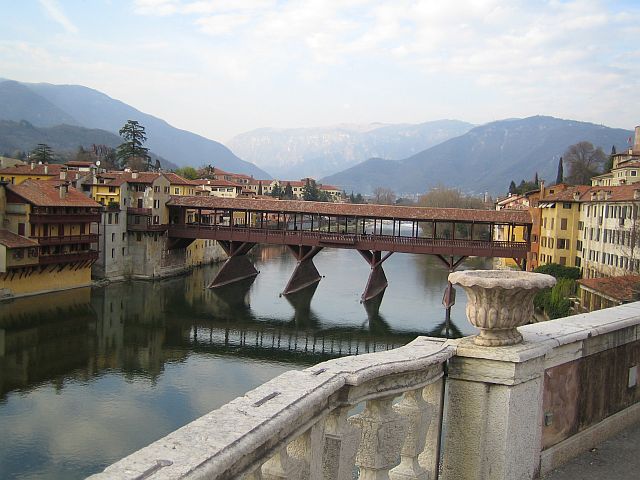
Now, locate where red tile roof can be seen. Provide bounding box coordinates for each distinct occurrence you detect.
[167,196,532,223]
[541,185,591,202]
[578,275,640,303]
[582,184,640,202]
[163,172,197,185]
[0,163,62,176]
[194,179,240,187]
[0,229,39,248]
[7,179,102,207]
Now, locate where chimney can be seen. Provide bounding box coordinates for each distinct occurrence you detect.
[573,191,581,201]
[132,171,138,179]
[60,167,67,181]
[539,179,545,199]
[30,161,35,170]
[59,182,69,199]
[44,164,48,175]
[634,125,640,153]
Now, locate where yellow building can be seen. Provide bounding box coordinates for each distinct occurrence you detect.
[538,185,589,268]
[0,179,102,296]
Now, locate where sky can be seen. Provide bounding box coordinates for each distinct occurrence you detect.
[1,0,639,143]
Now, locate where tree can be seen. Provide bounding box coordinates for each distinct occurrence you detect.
[564,142,606,185]
[117,120,151,170]
[271,183,283,199]
[257,181,263,196]
[508,180,517,194]
[418,184,486,209]
[604,145,616,174]
[555,157,564,184]
[283,182,294,200]
[302,178,320,201]
[534,172,539,186]
[174,166,199,179]
[372,187,396,205]
[31,143,55,163]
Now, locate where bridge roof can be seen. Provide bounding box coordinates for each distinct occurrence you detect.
[167,196,532,224]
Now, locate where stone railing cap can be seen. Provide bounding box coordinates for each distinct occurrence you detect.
[448,270,555,290]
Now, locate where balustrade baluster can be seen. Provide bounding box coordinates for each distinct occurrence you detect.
[243,466,265,479]
[349,396,407,480]
[418,378,444,479]
[322,406,360,480]
[389,386,433,480]
[262,444,304,480]
[288,423,324,479]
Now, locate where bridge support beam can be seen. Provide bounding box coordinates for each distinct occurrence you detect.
[358,250,393,303]
[209,241,258,288]
[282,245,324,296]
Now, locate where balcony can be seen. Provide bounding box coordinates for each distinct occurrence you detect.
[127,222,169,232]
[127,207,152,216]
[31,234,99,246]
[29,211,102,224]
[38,250,99,265]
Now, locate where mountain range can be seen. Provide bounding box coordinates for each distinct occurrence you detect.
[0,79,269,177]
[321,116,633,196]
[227,120,474,180]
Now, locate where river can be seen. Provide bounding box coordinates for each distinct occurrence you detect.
[0,245,490,479]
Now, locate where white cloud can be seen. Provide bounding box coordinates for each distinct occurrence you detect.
[39,0,78,34]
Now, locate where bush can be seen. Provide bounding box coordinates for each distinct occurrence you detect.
[533,264,581,280]
[533,266,578,319]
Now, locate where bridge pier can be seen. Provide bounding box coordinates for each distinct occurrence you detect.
[358,250,393,303]
[209,241,258,288]
[282,246,324,295]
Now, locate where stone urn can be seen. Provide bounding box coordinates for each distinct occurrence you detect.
[448,270,556,346]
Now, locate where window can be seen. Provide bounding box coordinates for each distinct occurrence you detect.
[108,213,112,224]
[154,186,160,192]
[164,186,170,193]
[109,186,116,193]
[122,247,126,256]
[111,248,115,258]
[174,187,180,194]
[550,218,555,229]
[136,232,142,241]
[111,233,115,241]
[563,203,571,209]
[115,213,119,224]
[122,232,126,241]
[557,238,568,249]
[560,218,567,230]
[153,199,160,209]
[559,256,566,265]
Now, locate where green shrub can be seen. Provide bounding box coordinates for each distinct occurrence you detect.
[533,264,581,280]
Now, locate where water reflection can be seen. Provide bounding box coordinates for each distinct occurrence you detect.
[0,245,488,479]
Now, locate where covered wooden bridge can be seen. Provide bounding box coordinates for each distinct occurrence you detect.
[166,197,532,303]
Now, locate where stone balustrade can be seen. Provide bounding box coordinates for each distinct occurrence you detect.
[89,271,640,480]
[89,336,453,480]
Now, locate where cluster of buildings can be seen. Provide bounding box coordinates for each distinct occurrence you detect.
[497,126,640,312]
[0,161,344,299]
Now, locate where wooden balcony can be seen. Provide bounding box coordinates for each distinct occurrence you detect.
[127,207,152,216]
[127,222,169,232]
[29,212,102,224]
[38,251,99,265]
[31,234,99,246]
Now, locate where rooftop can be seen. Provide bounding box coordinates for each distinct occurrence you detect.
[7,179,102,208]
[167,196,532,224]
[577,275,640,303]
[0,229,38,248]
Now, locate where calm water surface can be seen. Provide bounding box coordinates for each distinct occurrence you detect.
[0,246,488,479]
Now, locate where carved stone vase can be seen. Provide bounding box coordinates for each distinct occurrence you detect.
[448,270,556,346]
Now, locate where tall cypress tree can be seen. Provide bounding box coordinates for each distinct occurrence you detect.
[555,157,564,184]
[534,172,539,186]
